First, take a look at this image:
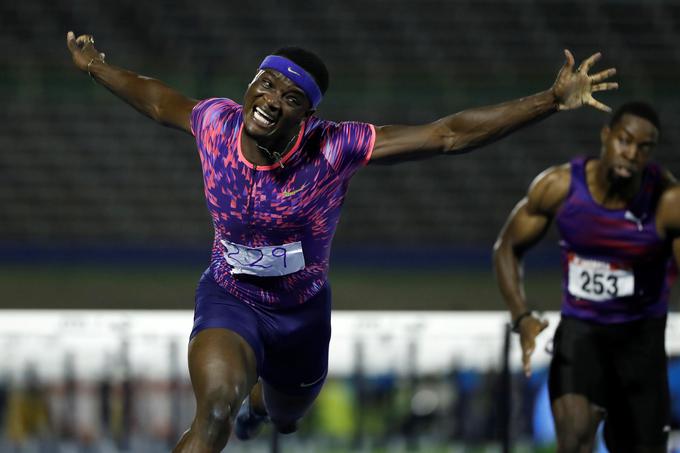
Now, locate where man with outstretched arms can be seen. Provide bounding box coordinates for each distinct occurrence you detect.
[67,30,617,452]
[494,102,680,453]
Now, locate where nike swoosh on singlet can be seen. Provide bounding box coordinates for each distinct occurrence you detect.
[283,185,307,197]
[300,371,327,388]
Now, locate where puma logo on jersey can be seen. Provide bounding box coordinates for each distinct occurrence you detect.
[624,210,645,231]
[283,185,307,197]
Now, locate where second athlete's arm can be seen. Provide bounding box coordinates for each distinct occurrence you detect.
[493,164,570,375]
[656,184,680,269]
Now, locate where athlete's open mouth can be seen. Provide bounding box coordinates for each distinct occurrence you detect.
[612,164,634,178]
[253,106,276,128]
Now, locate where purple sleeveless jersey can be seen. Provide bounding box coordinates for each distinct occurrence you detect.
[555,156,677,324]
[191,98,375,308]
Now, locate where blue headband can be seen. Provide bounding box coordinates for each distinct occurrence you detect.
[258,55,323,108]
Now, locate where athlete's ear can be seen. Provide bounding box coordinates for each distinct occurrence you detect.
[600,125,610,145]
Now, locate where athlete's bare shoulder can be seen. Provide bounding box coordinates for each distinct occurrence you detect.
[526,163,571,216]
[657,181,680,238]
[656,167,678,219]
[660,167,678,189]
[660,183,680,202]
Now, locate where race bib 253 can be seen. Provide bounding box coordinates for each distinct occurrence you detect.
[567,254,634,302]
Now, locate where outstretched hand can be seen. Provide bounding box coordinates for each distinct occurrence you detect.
[518,315,550,377]
[551,50,618,112]
[66,31,106,72]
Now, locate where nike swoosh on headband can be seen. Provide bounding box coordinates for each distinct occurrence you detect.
[259,55,323,108]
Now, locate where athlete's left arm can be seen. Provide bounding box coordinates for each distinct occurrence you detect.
[657,185,680,267]
[369,50,617,163]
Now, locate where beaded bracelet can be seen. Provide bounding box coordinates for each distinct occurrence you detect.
[511,310,534,333]
[87,58,97,80]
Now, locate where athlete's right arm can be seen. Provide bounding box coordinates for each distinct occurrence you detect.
[492,164,570,376]
[657,184,680,269]
[66,31,198,134]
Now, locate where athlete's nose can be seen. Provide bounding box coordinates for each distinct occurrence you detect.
[621,143,639,161]
[262,92,281,111]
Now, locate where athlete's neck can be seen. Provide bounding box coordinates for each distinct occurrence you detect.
[241,128,300,166]
[589,159,642,209]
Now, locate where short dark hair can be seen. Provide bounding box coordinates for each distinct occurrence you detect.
[273,47,329,95]
[610,101,661,131]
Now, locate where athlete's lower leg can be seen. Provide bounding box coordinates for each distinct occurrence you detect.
[234,381,270,441]
[173,328,258,453]
[249,379,267,415]
[552,394,604,453]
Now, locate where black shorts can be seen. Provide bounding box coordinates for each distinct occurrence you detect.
[548,316,670,446]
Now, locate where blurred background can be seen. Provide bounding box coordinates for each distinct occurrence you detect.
[1,0,680,451]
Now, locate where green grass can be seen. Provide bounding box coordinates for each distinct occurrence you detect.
[0,264,563,311]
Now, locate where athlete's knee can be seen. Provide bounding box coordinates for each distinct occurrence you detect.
[553,396,601,453]
[556,425,595,453]
[198,388,242,445]
[265,397,309,434]
[554,415,594,452]
[206,399,233,426]
[271,416,300,435]
[265,397,304,434]
[556,435,585,453]
[267,404,309,434]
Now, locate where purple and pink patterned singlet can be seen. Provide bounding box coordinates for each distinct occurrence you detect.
[191,98,375,308]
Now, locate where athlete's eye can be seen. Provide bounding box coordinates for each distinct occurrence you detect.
[286,96,301,106]
[639,144,653,154]
[261,79,273,89]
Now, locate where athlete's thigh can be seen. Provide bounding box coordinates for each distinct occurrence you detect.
[549,317,606,441]
[189,269,265,402]
[549,317,607,406]
[188,328,259,407]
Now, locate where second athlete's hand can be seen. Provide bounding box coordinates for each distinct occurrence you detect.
[518,315,550,377]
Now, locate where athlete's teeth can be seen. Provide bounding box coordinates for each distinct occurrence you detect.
[256,107,273,122]
[254,109,272,125]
